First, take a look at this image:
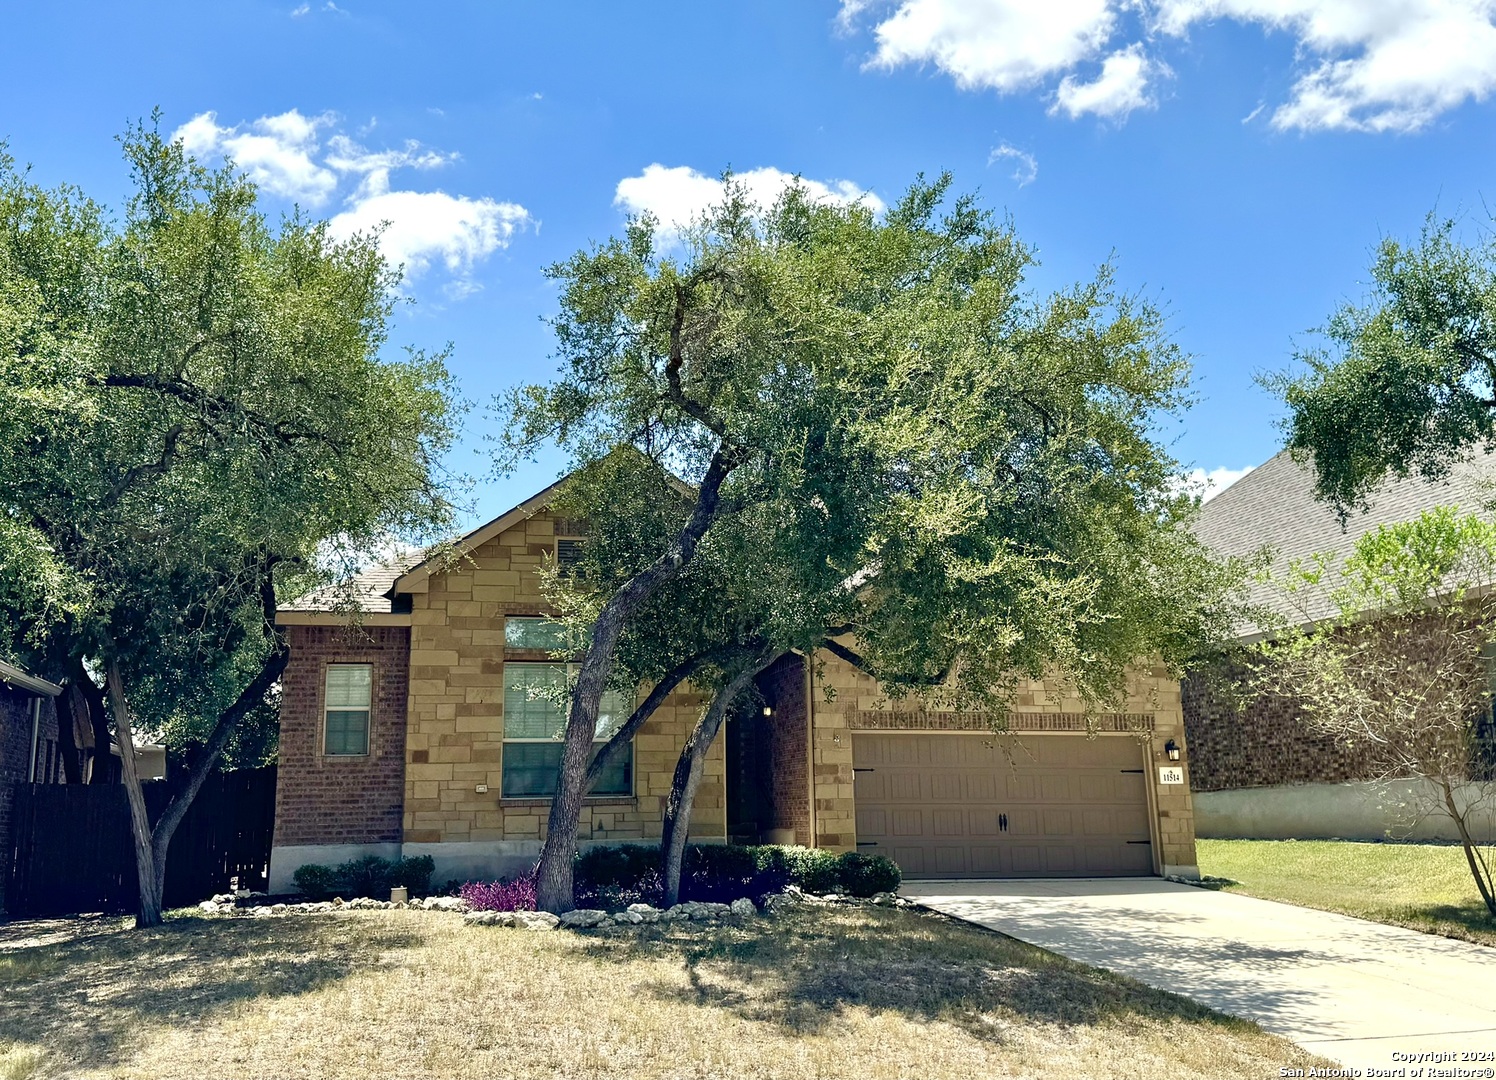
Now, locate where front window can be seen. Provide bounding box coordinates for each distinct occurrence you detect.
[324,664,372,756]
[501,661,632,796]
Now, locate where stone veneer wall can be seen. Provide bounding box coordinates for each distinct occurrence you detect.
[1181,663,1380,793]
[0,686,59,912]
[273,625,411,847]
[756,653,811,845]
[402,509,726,846]
[809,647,1200,873]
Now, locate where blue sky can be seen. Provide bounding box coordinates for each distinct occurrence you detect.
[6,0,1496,523]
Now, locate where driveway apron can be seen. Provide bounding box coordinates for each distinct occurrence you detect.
[908,879,1496,1073]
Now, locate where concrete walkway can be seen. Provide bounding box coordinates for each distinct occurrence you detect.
[908,879,1496,1072]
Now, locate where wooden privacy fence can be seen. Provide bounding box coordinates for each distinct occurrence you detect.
[4,766,277,917]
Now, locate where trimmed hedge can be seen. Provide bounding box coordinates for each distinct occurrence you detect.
[293,855,436,901]
[573,844,900,908]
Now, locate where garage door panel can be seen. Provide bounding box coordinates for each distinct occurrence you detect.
[930,774,963,801]
[966,773,998,800]
[932,846,968,874]
[1041,776,1070,801]
[1006,775,1037,800]
[888,772,922,800]
[1042,809,1074,835]
[852,733,1154,880]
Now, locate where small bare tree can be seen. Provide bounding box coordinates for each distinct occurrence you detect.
[1256,507,1496,916]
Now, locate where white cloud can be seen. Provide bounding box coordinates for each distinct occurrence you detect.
[841,0,1496,132]
[328,173,531,279]
[854,0,1116,92]
[1183,465,1255,501]
[290,3,310,15]
[173,109,338,205]
[1156,0,1496,132]
[613,164,884,238]
[1052,43,1160,119]
[174,108,529,291]
[987,143,1038,186]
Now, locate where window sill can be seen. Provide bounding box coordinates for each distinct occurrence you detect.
[499,796,637,807]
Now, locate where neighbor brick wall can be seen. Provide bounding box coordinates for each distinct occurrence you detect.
[0,685,59,911]
[273,624,410,846]
[757,652,810,845]
[1182,661,1380,793]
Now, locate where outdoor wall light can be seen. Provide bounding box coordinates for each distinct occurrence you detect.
[762,706,773,717]
[1164,739,1181,762]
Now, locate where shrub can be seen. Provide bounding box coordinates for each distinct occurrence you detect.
[835,851,901,897]
[568,843,902,910]
[460,876,537,912]
[392,855,436,896]
[682,844,762,903]
[773,846,841,894]
[340,854,395,899]
[574,844,662,909]
[292,862,340,901]
[291,854,439,901]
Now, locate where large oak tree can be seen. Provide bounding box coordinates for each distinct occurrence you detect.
[0,124,460,926]
[500,175,1245,912]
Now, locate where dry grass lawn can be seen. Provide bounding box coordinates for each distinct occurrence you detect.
[2,903,1318,1079]
[1199,838,1496,947]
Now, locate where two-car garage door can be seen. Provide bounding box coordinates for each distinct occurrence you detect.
[852,733,1154,878]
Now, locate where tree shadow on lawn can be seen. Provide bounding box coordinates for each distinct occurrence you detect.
[0,914,421,1071]
[567,905,1269,1045]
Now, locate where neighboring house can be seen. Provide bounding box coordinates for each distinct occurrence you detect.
[269,476,1201,892]
[1,658,63,913]
[1184,449,1496,841]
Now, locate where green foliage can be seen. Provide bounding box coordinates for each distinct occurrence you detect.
[291,863,341,901]
[835,851,903,897]
[513,174,1247,723]
[0,120,459,751]
[571,843,890,908]
[1269,214,1496,516]
[1255,507,1496,914]
[292,855,435,900]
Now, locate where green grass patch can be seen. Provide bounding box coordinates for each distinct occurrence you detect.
[1198,838,1496,946]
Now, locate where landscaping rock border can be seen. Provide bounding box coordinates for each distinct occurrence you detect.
[192,885,915,926]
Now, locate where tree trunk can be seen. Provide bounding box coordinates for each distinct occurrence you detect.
[1440,777,1496,917]
[535,449,739,913]
[56,684,84,784]
[660,660,766,908]
[105,663,165,927]
[104,645,289,929]
[68,660,113,784]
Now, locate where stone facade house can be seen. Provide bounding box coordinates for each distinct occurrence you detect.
[1185,449,1496,841]
[0,658,63,913]
[269,478,1202,891]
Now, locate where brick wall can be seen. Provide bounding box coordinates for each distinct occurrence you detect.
[1182,661,1380,793]
[273,624,410,847]
[756,653,810,845]
[1,685,59,912]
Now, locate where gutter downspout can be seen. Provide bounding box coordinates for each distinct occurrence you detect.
[27,697,41,783]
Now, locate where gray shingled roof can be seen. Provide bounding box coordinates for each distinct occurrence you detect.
[1197,449,1496,635]
[281,557,418,614]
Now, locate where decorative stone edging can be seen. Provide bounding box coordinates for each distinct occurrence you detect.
[461,886,912,932]
[193,885,914,925]
[195,893,469,916]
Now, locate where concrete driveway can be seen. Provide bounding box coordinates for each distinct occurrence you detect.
[908,879,1496,1073]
